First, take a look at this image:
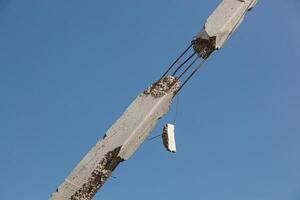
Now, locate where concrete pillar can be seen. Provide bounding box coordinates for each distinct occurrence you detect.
[50,76,180,200]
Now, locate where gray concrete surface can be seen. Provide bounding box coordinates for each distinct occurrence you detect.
[49,76,180,200]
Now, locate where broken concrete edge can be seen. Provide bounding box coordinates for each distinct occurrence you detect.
[50,76,181,200]
[192,33,216,59]
[144,75,180,98]
[100,75,180,141]
[51,147,124,200]
[193,0,258,59]
[162,124,176,153]
[69,147,123,200]
[118,76,181,160]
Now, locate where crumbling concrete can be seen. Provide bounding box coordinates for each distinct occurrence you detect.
[49,76,180,200]
[193,0,257,58]
[70,147,123,200]
[144,76,180,98]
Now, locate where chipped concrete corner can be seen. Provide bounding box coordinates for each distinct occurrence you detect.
[193,0,257,59]
[49,76,180,200]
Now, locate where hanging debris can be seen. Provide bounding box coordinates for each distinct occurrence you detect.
[162,124,177,153]
[49,77,180,200]
[50,0,258,199]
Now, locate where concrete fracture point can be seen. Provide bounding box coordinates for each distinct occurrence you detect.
[49,0,259,198]
[49,76,180,200]
[193,0,258,59]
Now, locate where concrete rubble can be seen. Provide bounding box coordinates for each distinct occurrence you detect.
[162,124,176,153]
[49,76,180,200]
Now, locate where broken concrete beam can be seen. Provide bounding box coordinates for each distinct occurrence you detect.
[49,76,180,200]
[162,124,176,153]
[193,0,257,58]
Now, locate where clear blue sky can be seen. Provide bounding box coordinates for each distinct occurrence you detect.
[1,1,300,199]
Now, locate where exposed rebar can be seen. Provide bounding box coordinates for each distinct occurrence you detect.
[160,43,193,79]
[172,52,197,76]
[176,56,199,79]
[174,59,206,96]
